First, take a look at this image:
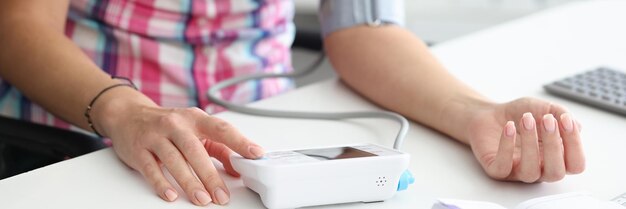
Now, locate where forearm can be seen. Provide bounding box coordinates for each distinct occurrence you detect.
[324,26,494,144]
[0,7,155,133]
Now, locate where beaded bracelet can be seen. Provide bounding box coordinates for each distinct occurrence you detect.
[84,76,138,137]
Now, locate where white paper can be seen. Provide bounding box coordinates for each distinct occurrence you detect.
[515,192,624,209]
[432,192,624,209]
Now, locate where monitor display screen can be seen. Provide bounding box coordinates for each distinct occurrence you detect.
[295,147,376,160]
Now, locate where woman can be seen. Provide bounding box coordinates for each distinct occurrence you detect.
[0,0,585,206]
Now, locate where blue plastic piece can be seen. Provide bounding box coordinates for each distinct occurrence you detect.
[396,170,415,191]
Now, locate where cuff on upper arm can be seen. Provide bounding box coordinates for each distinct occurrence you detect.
[318,0,405,38]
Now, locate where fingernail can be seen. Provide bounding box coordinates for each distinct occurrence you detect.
[505,121,516,137]
[560,113,574,132]
[522,112,534,130]
[214,187,230,205]
[194,190,212,205]
[164,189,178,202]
[249,146,265,158]
[543,114,556,132]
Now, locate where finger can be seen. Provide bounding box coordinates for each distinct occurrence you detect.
[199,117,264,159]
[152,141,212,206]
[171,133,231,205]
[540,114,566,182]
[517,112,541,183]
[548,103,569,117]
[205,140,240,177]
[486,121,516,179]
[559,113,585,174]
[546,103,582,133]
[134,150,178,202]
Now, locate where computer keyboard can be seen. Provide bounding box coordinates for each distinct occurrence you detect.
[544,67,626,116]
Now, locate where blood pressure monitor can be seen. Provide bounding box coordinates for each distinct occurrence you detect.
[231,143,414,209]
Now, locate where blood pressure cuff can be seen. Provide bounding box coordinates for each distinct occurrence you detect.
[318,0,405,38]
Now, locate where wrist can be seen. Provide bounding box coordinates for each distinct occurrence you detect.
[89,87,158,138]
[438,93,496,144]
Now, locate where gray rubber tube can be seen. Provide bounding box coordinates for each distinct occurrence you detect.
[206,53,409,150]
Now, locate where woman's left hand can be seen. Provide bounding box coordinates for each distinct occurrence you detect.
[467,97,585,182]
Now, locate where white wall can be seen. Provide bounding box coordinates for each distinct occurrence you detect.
[404,0,589,42]
[294,0,588,42]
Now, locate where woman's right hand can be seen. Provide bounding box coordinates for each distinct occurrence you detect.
[91,87,265,206]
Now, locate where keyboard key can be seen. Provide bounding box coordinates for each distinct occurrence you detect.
[554,81,573,89]
[613,91,621,97]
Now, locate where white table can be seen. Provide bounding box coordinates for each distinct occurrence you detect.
[2,1,626,208]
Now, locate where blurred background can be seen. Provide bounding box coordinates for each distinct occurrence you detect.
[292,0,589,86]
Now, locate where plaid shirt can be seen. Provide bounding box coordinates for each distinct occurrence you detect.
[0,0,295,132]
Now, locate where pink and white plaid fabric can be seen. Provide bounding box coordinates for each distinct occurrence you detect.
[0,0,295,133]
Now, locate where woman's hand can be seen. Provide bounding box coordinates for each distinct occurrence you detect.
[467,97,585,182]
[91,88,264,206]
